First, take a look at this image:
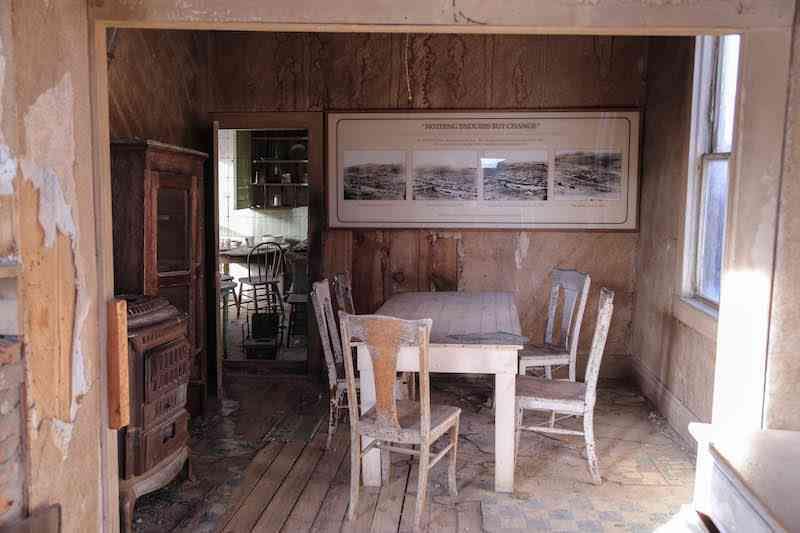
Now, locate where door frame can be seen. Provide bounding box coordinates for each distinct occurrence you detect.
[88,6,794,531]
[209,112,325,382]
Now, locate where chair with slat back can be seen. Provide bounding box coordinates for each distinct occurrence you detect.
[515,287,614,485]
[518,268,591,382]
[339,313,461,531]
[239,242,286,352]
[333,269,417,401]
[311,279,353,449]
[239,242,285,318]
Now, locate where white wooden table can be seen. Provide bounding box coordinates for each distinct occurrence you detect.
[357,291,523,493]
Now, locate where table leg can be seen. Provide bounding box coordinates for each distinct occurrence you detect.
[494,372,515,492]
[358,344,381,487]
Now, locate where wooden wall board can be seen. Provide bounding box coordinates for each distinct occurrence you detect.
[106,298,129,429]
[203,32,646,363]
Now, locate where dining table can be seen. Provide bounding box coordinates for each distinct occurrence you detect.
[357,291,525,493]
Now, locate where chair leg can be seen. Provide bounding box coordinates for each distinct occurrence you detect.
[414,443,430,531]
[448,419,459,497]
[381,444,392,483]
[348,432,361,522]
[583,411,601,484]
[327,392,337,450]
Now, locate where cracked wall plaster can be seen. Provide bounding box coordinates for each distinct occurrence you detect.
[20,73,89,458]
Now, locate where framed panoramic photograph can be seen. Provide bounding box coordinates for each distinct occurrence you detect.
[326,111,640,229]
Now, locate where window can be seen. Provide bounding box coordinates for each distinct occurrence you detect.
[684,35,740,307]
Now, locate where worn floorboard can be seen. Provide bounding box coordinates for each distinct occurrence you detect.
[194,384,698,533]
[308,444,351,533]
[280,428,349,533]
[221,414,322,533]
[252,429,328,532]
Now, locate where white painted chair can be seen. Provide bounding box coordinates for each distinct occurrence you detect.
[334,269,417,401]
[339,312,460,531]
[311,279,355,449]
[515,287,614,485]
[518,268,591,381]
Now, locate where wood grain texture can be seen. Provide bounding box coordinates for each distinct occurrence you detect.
[110,32,649,379]
[108,29,209,151]
[207,33,645,370]
[107,298,129,429]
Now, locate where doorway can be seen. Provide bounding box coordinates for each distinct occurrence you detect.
[211,112,325,389]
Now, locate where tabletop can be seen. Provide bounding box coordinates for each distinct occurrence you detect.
[375,291,526,348]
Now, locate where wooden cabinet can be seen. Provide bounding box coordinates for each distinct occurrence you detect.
[110,139,208,414]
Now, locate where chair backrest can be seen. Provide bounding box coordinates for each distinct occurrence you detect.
[339,313,433,434]
[246,242,284,283]
[311,280,344,388]
[333,271,356,314]
[544,269,591,365]
[583,287,614,407]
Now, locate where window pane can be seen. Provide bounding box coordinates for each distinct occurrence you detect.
[714,35,740,153]
[697,158,729,303]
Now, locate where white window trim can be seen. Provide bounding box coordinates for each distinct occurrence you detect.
[675,35,727,339]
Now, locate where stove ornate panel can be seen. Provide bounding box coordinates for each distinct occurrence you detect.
[118,295,192,532]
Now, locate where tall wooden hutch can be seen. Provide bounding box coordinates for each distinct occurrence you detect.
[110,139,208,413]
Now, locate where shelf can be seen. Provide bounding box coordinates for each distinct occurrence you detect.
[252,159,309,164]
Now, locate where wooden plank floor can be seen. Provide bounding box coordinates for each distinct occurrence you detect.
[217,421,481,533]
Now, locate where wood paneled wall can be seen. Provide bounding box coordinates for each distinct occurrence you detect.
[630,37,715,443]
[107,31,648,374]
[209,32,647,371]
[107,29,210,152]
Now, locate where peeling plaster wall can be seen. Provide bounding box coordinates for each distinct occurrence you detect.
[9,1,103,530]
[765,6,800,430]
[630,37,715,446]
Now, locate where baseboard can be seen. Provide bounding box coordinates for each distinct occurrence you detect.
[631,357,702,450]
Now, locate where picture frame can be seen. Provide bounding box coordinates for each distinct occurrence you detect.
[327,111,640,229]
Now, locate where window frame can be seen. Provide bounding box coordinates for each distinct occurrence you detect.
[678,34,740,332]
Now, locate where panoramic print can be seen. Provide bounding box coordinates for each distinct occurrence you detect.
[553,150,623,199]
[413,150,479,201]
[482,150,549,201]
[343,150,407,200]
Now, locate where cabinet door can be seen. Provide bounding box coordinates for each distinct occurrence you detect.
[154,173,196,274]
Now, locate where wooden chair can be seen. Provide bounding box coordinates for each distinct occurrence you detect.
[333,270,417,400]
[518,268,591,381]
[339,312,461,531]
[515,287,614,485]
[238,242,285,320]
[311,279,354,449]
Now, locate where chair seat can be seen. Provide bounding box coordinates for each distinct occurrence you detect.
[358,400,461,444]
[239,275,280,286]
[519,343,569,365]
[516,375,586,414]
